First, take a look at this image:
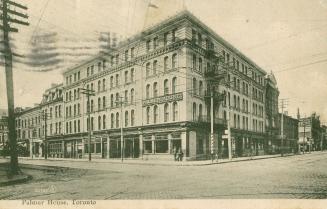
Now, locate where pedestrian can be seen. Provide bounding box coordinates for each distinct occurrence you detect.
[177,148,181,161]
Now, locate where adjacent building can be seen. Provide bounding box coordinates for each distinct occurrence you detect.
[0,116,8,153]
[298,113,322,152]
[277,113,298,153]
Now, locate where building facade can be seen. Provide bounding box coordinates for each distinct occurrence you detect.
[265,72,279,154]
[298,113,322,152]
[277,113,298,153]
[16,10,269,160]
[0,116,8,153]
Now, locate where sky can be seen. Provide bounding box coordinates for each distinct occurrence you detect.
[0,0,327,122]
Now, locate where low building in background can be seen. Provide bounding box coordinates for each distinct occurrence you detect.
[277,113,298,154]
[298,113,322,152]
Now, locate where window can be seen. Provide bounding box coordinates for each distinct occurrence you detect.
[153,82,158,97]
[103,78,106,91]
[199,104,203,120]
[98,80,101,92]
[199,57,202,72]
[164,79,169,95]
[164,56,168,71]
[103,96,106,108]
[98,62,101,72]
[111,113,114,128]
[125,50,128,61]
[131,110,135,126]
[130,68,134,82]
[146,62,151,77]
[164,103,169,122]
[115,54,119,65]
[91,100,94,112]
[173,102,178,121]
[110,94,114,107]
[193,103,197,121]
[198,33,202,46]
[130,88,135,103]
[103,60,106,70]
[125,111,129,127]
[124,90,128,104]
[98,97,101,110]
[125,70,129,83]
[192,29,197,43]
[153,37,158,49]
[131,47,135,59]
[153,60,157,75]
[172,28,177,42]
[110,76,114,88]
[91,65,94,75]
[155,140,168,153]
[115,74,119,86]
[146,107,150,124]
[146,40,151,52]
[115,93,120,107]
[87,67,90,77]
[193,78,197,95]
[91,117,94,131]
[153,105,158,124]
[98,116,101,130]
[116,112,119,128]
[164,32,169,46]
[146,84,150,99]
[172,77,177,94]
[172,53,177,69]
[192,54,196,70]
[199,81,203,96]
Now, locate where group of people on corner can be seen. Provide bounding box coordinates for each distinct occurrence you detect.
[173,147,183,161]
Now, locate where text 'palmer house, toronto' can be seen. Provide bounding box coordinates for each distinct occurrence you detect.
[15,10,274,161]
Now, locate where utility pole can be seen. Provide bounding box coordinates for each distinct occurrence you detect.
[41,112,50,159]
[1,0,29,176]
[116,96,125,163]
[279,98,288,157]
[80,88,95,161]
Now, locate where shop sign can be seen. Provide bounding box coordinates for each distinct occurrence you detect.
[142,92,183,106]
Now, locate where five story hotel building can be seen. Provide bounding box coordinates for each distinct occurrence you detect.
[19,10,268,160]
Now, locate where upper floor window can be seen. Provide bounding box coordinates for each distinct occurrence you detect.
[115,74,119,86]
[172,53,177,69]
[193,78,197,95]
[173,102,178,121]
[125,70,129,84]
[125,111,129,127]
[125,50,128,61]
[199,58,203,72]
[130,88,135,103]
[172,28,177,42]
[131,47,135,59]
[198,33,202,46]
[192,54,196,70]
[102,78,106,91]
[164,103,169,122]
[146,40,151,52]
[146,84,150,99]
[193,102,197,121]
[98,62,102,72]
[98,80,101,92]
[153,105,158,124]
[153,37,158,49]
[146,62,151,77]
[131,68,135,82]
[153,60,157,75]
[172,77,177,94]
[146,107,150,124]
[87,67,90,77]
[131,110,135,126]
[164,32,169,46]
[110,76,114,88]
[164,79,169,95]
[192,29,197,43]
[199,81,203,96]
[164,56,169,72]
[115,54,119,65]
[153,82,158,97]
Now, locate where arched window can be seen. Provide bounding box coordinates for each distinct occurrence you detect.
[116,112,119,128]
[207,62,210,72]
[153,60,157,75]
[98,97,101,110]
[199,81,203,96]
[153,82,158,97]
[98,116,101,130]
[111,113,114,128]
[164,103,169,122]
[124,90,128,103]
[223,111,227,121]
[164,56,168,71]
[172,77,177,94]
[193,102,197,121]
[153,105,158,124]
[164,79,169,95]
[115,93,119,107]
[98,80,101,92]
[115,74,119,86]
[103,96,106,108]
[199,57,202,72]
[146,107,150,124]
[192,54,196,70]
[131,110,135,126]
[103,115,106,129]
[91,100,94,112]
[130,68,134,82]
[146,84,150,99]
[146,62,151,77]
[110,76,114,88]
[125,70,129,83]
[102,78,106,91]
[193,78,197,95]
[125,111,129,127]
[199,104,203,120]
[130,88,134,103]
[173,102,178,121]
[172,53,177,69]
[110,94,114,107]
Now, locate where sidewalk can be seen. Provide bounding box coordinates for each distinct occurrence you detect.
[10,152,300,167]
[0,163,32,186]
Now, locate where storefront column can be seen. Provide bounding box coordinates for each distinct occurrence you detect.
[30,140,33,158]
[138,129,143,159]
[82,138,85,158]
[181,131,187,161]
[168,134,172,154]
[107,134,110,159]
[62,140,65,158]
[151,135,155,154]
[100,137,103,158]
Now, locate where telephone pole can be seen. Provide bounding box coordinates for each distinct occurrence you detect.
[80,88,95,161]
[40,111,51,159]
[1,0,29,176]
[116,96,125,163]
[279,98,288,157]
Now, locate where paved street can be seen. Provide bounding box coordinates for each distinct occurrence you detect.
[0,152,326,199]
